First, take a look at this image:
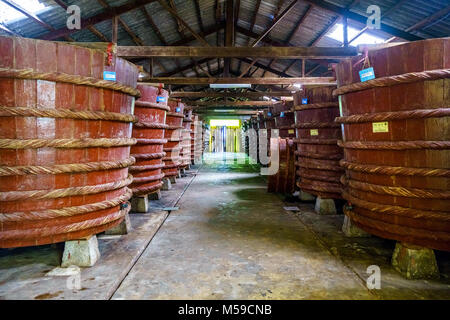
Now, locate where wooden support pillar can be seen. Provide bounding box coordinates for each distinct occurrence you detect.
[343,16,348,47]
[112,15,118,44]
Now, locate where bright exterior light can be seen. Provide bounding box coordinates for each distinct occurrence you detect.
[263,96,270,100]
[294,84,302,89]
[210,119,241,127]
[210,84,252,89]
[326,23,387,47]
[0,0,48,24]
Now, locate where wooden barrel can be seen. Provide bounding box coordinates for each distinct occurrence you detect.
[293,87,344,199]
[267,138,296,194]
[163,100,184,178]
[130,84,169,196]
[274,101,295,138]
[191,115,202,163]
[0,36,139,248]
[181,110,192,168]
[335,38,450,251]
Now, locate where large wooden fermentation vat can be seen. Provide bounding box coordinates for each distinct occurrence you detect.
[267,138,296,194]
[191,115,203,164]
[163,100,184,179]
[335,39,450,251]
[129,84,169,197]
[0,36,139,248]
[294,87,344,200]
[181,110,193,168]
[274,101,295,139]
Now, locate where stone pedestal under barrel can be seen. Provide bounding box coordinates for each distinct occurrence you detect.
[0,36,139,248]
[129,84,169,197]
[163,100,184,179]
[335,38,450,251]
[293,87,344,200]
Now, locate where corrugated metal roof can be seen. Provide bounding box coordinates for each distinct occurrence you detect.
[0,0,448,79]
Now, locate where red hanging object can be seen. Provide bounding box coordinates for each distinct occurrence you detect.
[106,42,114,66]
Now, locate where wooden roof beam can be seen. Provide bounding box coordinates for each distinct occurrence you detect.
[140,77,336,85]
[170,91,293,98]
[117,46,358,59]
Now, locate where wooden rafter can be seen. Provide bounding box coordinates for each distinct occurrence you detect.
[53,0,108,42]
[41,0,158,40]
[1,0,74,41]
[302,0,422,41]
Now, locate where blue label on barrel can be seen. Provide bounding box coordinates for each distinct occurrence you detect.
[176,107,181,112]
[359,67,375,82]
[156,96,166,103]
[280,112,285,117]
[302,98,308,104]
[268,112,272,117]
[103,71,116,81]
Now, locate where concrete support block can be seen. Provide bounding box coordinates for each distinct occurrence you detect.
[180,168,186,176]
[299,190,315,201]
[186,164,191,171]
[131,195,149,213]
[104,213,132,235]
[162,178,172,191]
[148,189,162,200]
[169,176,177,184]
[61,236,100,268]
[177,171,182,179]
[392,242,439,280]
[314,197,337,215]
[342,215,371,237]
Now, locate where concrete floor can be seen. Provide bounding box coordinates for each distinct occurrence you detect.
[1,152,449,299]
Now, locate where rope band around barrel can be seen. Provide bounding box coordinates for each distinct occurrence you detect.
[0,138,136,149]
[0,106,137,123]
[132,181,164,196]
[295,160,343,172]
[134,122,169,129]
[167,125,184,130]
[296,170,341,183]
[0,206,129,240]
[342,190,450,221]
[298,179,342,194]
[130,163,165,172]
[340,160,450,177]
[335,107,450,124]
[341,175,450,199]
[0,175,133,202]
[294,102,339,111]
[131,152,166,160]
[134,100,170,111]
[293,138,339,145]
[131,173,165,184]
[295,150,342,160]
[333,68,450,96]
[167,112,184,118]
[0,68,140,97]
[294,122,341,129]
[163,162,180,169]
[135,138,168,145]
[338,140,450,150]
[0,188,132,222]
[0,157,135,176]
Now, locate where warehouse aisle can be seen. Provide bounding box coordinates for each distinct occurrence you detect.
[112,153,374,299]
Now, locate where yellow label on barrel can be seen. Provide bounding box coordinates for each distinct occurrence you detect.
[372,122,389,133]
[310,129,318,136]
[288,129,294,134]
